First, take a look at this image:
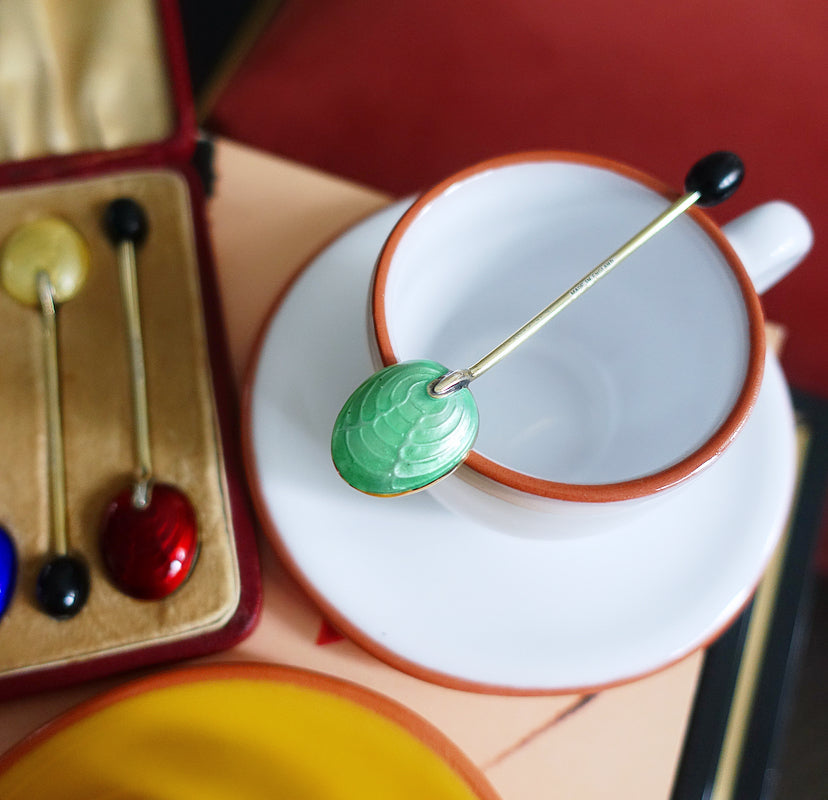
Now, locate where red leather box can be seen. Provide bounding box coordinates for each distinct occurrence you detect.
[0,0,261,698]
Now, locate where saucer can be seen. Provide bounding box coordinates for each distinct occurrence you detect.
[0,664,496,799]
[243,201,797,693]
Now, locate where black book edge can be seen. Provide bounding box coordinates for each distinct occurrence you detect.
[671,390,828,800]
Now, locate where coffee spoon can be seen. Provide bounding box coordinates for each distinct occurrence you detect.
[99,198,198,600]
[1,218,91,618]
[331,151,745,496]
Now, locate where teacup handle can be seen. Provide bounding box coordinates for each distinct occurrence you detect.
[722,201,813,294]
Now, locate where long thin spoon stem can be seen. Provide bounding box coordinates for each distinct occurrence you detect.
[37,272,67,556]
[116,239,153,507]
[429,190,701,396]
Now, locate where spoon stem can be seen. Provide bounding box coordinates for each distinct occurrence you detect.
[429,190,701,396]
[37,272,68,557]
[116,239,153,505]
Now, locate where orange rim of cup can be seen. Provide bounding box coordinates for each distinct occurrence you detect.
[371,151,766,503]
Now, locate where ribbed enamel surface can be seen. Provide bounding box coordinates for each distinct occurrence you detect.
[331,360,479,496]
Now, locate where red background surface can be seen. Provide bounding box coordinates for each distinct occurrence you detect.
[207,0,828,564]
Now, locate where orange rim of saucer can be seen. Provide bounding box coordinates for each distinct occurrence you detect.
[371,150,766,503]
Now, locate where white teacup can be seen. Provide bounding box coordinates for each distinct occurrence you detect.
[370,152,813,534]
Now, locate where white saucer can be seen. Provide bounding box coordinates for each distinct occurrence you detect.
[243,201,797,693]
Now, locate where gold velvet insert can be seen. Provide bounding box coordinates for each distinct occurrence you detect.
[0,170,239,674]
[0,0,174,161]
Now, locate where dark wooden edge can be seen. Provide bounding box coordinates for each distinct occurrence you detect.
[670,389,828,800]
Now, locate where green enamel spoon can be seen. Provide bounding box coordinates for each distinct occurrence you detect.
[331,152,745,496]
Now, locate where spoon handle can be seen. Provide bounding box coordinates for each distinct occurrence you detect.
[116,238,153,505]
[37,272,68,557]
[429,151,745,397]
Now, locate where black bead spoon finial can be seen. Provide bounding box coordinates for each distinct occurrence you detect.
[684,151,744,206]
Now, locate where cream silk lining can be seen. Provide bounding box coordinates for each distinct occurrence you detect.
[0,0,174,161]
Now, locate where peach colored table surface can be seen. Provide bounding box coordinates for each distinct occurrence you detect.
[0,139,704,800]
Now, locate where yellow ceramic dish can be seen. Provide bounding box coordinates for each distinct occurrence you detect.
[0,664,499,800]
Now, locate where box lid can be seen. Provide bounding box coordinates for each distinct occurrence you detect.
[0,0,196,186]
